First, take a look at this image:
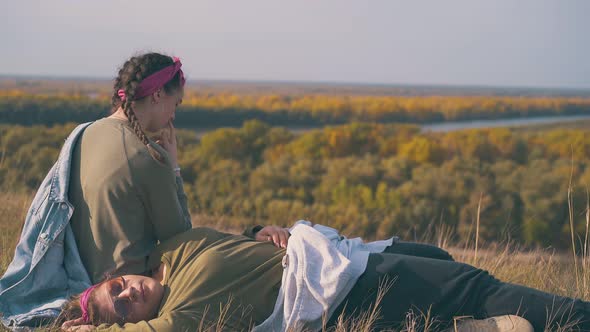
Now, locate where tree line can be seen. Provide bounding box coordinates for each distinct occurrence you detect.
[1,90,589,127]
[2,120,590,249]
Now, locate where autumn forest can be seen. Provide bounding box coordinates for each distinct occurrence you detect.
[2,80,590,249]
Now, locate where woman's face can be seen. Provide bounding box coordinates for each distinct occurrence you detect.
[93,275,164,324]
[145,87,184,132]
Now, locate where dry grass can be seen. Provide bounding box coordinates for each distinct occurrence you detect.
[1,193,590,331]
[0,192,31,274]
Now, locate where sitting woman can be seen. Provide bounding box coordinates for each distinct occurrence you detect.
[58,225,590,332]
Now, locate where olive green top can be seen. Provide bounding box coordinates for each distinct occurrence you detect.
[69,117,192,283]
[98,227,285,332]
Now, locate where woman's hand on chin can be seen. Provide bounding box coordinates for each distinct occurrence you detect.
[255,226,291,248]
[154,120,178,169]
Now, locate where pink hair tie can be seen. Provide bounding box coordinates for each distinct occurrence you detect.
[118,56,186,102]
[80,284,98,323]
[117,89,126,101]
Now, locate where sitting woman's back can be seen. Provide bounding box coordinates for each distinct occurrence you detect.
[69,116,190,283]
[68,52,192,283]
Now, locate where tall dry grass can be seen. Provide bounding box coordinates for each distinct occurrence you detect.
[1,191,589,331]
[0,192,31,274]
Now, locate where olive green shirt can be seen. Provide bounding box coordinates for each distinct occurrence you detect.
[69,117,192,283]
[98,227,285,331]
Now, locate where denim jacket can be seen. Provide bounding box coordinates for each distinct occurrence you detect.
[0,122,93,329]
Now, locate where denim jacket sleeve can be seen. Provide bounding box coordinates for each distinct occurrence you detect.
[0,122,94,329]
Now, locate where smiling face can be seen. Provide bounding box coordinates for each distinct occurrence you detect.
[93,275,164,324]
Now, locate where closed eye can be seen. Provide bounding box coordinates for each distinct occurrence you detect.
[109,277,125,297]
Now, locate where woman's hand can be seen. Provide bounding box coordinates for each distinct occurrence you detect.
[64,325,95,331]
[255,226,290,248]
[155,120,179,171]
[61,317,95,331]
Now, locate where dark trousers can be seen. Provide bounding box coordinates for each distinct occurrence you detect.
[330,253,590,331]
[383,240,454,261]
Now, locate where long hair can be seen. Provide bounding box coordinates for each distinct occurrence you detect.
[56,290,100,326]
[110,52,183,163]
[56,278,127,327]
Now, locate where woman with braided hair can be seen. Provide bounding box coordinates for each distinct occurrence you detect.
[69,52,274,284]
[67,52,193,283]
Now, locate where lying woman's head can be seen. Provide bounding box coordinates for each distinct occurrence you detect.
[59,275,164,327]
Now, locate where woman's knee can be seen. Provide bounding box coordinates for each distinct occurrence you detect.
[383,241,454,261]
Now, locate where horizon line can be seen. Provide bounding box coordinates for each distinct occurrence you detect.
[1,73,589,93]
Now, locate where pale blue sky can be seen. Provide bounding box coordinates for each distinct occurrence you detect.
[1,0,589,89]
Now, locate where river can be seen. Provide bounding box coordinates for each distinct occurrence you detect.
[187,114,590,138]
[421,114,590,132]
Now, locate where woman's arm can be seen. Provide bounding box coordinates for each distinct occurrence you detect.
[152,121,192,231]
[134,155,191,241]
[244,225,291,248]
[93,312,204,332]
[173,174,192,227]
[242,225,264,239]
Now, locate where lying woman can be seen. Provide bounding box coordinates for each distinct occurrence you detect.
[59,224,590,331]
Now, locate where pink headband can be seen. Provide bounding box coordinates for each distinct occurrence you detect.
[80,284,98,322]
[117,56,185,101]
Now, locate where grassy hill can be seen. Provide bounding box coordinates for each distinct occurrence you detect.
[1,192,589,331]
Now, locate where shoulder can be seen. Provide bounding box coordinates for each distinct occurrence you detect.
[163,227,229,247]
[87,117,129,134]
[150,228,231,257]
[80,118,137,152]
[121,133,172,175]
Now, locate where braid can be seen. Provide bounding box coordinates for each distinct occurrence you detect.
[124,104,150,145]
[110,70,125,113]
[123,83,164,163]
[111,53,182,164]
[121,74,150,146]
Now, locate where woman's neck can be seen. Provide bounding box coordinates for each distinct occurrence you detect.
[109,106,152,131]
[151,262,167,285]
[109,107,128,121]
